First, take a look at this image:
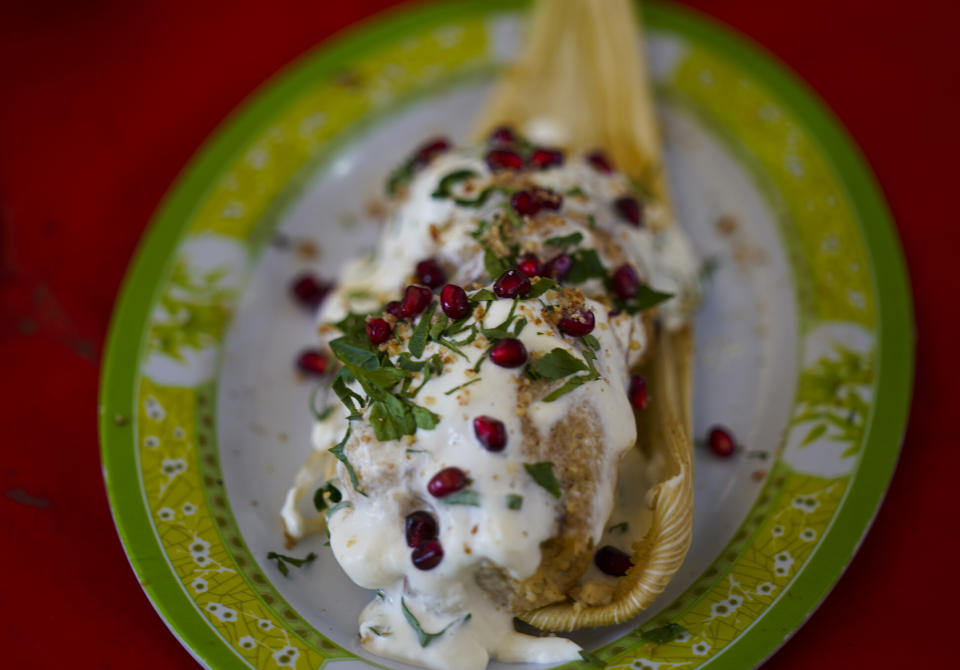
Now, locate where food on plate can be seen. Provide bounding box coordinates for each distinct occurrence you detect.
[280,1,698,668]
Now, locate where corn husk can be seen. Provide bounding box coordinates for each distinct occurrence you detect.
[476,0,695,630]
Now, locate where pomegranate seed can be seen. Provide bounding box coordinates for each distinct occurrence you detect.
[595,545,633,576]
[290,273,331,309]
[532,186,563,211]
[511,190,541,217]
[494,269,531,298]
[385,300,405,318]
[708,426,737,457]
[516,253,543,277]
[529,148,564,169]
[473,416,507,452]
[411,539,444,570]
[399,285,433,318]
[428,467,468,497]
[489,338,527,368]
[544,253,573,281]
[488,125,516,145]
[366,318,392,345]
[557,309,595,337]
[586,149,614,173]
[629,375,648,411]
[416,258,446,289]
[611,264,639,299]
[405,511,438,548]
[485,149,524,171]
[613,196,643,227]
[413,137,451,166]
[440,284,470,320]
[296,349,328,376]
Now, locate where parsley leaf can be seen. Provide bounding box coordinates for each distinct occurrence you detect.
[330,338,379,370]
[329,427,366,495]
[618,285,674,315]
[608,521,629,534]
[431,169,479,198]
[639,623,687,644]
[545,231,584,249]
[543,374,594,401]
[470,288,496,302]
[532,348,588,379]
[408,302,436,357]
[444,378,481,395]
[440,490,481,506]
[312,481,342,512]
[267,551,316,578]
[324,500,353,519]
[484,247,511,279]
[524,462,561,498]
[566,249,607,284]
[581,333,601,351]
[506,494,523,510]
[401,598,471,648]
[524,277,557,299]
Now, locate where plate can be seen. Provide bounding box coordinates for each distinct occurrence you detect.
[98,2,913,668]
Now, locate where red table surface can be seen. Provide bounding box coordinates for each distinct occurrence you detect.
[1,0,957,667]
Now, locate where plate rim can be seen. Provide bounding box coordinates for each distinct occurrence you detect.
[98,1,915,668]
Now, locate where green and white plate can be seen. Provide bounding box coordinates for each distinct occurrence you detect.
[99,2,913,668]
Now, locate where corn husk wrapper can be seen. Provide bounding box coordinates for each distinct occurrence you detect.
[475,0,695,630]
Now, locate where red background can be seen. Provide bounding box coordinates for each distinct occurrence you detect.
[1,0,956,667]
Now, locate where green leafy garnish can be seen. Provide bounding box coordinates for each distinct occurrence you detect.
[581,333,601,351]
[470,288,496,302]
[543,374,594,401]
[699,255,721,282]
[531,348,588,379]
[408,302,436,357]
[484,247,511,279]
[266,551,316,578]
[444,378,481,395]
[525,277,557,299]
[616,285,674,315]
[440,490,481,506]
[431,169,479,198]
[367,626,390,637]
[401,598,471,648]
[524,462,561,498]
[454,185,496,207]
[312,481,342,512]
[324,500,353,519]
[469,219,491,241]
[329,427,366,496]
[506,494,523,510]
[566,249,607,284]
[545,231,584,249]
[512,317,528,337]
[639,622,687,644]
[564,186,587,198]
[608,521,629,534]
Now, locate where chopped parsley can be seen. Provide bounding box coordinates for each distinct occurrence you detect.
[440,490,481,506]
[324,500,353,519]
[608,521,629,534]
[613,284,674,315]
[444,377,481,396]
[545,231,584,249]
[524,461,562,498]
[506,494,523,510]
[401,598,471,648]
[524,277,557,299]
[266,551,316,578]
[565,248,607,284]
[531,348,588,379]
[312,481,342,512]
[329,426,366,495]
[431,169,479,198]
